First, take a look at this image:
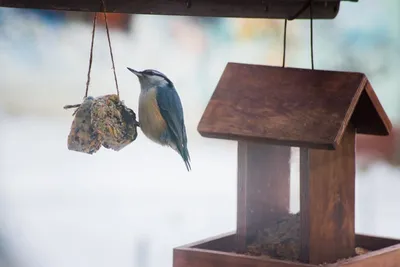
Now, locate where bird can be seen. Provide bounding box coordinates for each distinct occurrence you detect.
[127,67,191,171]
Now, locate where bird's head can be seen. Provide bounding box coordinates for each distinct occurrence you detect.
[127,67,173,90]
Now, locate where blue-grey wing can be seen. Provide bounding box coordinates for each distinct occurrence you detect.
[156,85,187,147]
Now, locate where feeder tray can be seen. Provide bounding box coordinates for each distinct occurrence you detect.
[67,94,139,154]
[244,212,301,261]
[244,212,371,261]
[173,63,400,267]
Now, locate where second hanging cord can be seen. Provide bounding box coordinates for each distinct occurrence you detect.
[101,0,120,98]
[282,0,315,70]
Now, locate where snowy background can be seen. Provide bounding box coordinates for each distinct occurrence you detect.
[0,1,400,267]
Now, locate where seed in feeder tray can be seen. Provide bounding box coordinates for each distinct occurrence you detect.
[245,213,301,261]
[244,213,370,262]
[65,94,139,154]
[355,247,369,255]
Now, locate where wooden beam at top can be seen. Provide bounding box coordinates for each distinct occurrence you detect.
[0,0,345,19]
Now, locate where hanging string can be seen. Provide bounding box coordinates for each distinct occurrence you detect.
[286,0,314,70]
[101,0,120,98]
[64,0,120,111]
[310,0,314,70]
[64,14,96,112]
[282,19,287,68]
[85,13,98,98]
[64,13,97,111]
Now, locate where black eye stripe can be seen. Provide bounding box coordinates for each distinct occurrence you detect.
[143,69,165,77]
[143,69,173,85]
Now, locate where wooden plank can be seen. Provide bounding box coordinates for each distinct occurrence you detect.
[197,64,391,148]
[198,63,391,149]
[176,232,400,255]
[0,0,342,19]
[299,125,355,264]
[176,232,235,250]
[173,247,316,267]
[173,233,400,267]
[336,244,400,267]
[355,234,400,251]
[236,142,290,252]
[191,232,236,252]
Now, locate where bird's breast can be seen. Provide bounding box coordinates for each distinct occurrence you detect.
[139,87,167,144]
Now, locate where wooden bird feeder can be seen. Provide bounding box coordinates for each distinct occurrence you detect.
[1,0,398,267]
[173,63,400,267]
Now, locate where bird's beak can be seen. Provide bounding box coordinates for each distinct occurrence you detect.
[127,67,142,77]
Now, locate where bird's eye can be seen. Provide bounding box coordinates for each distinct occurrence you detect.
[144,70,155,76]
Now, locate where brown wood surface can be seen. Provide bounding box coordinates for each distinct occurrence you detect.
[355,234,400,251]
[299,125,355,264]
[0,0,341,19]
[191,232,236,252]
[237,142,290,252]
[173,247,316,267]
[173,232,400,267]
[178,232,400,253]
[198,63,391,150]
[335,244,400,267]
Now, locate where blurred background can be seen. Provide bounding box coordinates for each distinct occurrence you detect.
[0,0,399,266]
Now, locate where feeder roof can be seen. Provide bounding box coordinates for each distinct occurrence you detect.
[0,0,357,19]
[198,63,391,150]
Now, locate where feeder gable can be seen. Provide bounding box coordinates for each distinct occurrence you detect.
[198,63,391,150]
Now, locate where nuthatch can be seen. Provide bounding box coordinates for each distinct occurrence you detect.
[127,67,191,171]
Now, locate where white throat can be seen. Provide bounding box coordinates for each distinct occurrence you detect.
[139,76,169,92]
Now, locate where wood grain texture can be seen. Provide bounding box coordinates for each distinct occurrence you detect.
[198,63,391,149]
[177,232,400,253]
[355,234,400,251]
[0,0,342,19]
[173,233,400,267]
[299,125,355,264]
[191,232,236,252]
[237,142,290,251]
[335,244,400,267]
[173,247,315,267]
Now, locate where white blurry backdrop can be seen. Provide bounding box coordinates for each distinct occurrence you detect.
[0,0,400,267]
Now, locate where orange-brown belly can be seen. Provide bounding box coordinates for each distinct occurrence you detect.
[138,87,168,144]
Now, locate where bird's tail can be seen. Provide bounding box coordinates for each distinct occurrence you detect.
[178,145,191,171]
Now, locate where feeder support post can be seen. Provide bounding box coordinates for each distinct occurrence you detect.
[300,125,356,264]
[236,142,291,251]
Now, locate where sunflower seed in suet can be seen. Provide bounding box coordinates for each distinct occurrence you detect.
[65,94,139,154]
[91,94,139,151]
[67,96,102,154]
